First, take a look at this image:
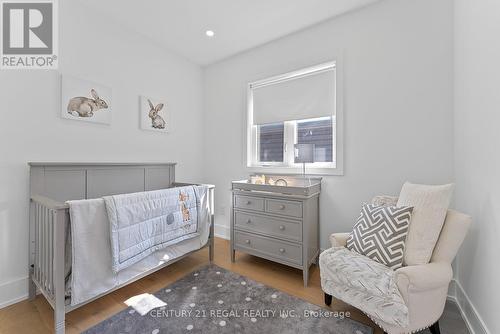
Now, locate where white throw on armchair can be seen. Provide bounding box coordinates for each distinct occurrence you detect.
[320,208,471,334]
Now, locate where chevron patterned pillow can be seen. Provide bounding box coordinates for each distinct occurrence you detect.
[346,204,413,270]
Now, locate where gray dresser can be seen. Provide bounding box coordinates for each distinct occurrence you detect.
[230,176,321,286]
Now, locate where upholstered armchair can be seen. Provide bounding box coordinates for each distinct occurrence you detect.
[320,209,471,334]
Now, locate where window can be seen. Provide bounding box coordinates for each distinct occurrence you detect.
[258,123,284,163]
[247,61,342,173]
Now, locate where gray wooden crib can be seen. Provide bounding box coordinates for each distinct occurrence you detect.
[28,162,215,334]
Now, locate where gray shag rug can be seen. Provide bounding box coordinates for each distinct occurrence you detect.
[84,265,373,334]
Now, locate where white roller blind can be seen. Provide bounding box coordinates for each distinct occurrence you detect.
[252,68,335,125]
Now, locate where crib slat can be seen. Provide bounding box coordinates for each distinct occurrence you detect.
[47,208,50,292]
[39,203,42,284]
[40,205,43,287]
[44,207,48,290]
[36,204,42,283]
[49,210,54,296]
[41,206,45,289]
[42,206,46,289]
[39,204,43,285]
[34,203,38,283]
[44,207,49,291]
[34,203,37,283]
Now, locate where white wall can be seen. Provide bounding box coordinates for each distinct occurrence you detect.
[0,1,204,307]
[454,1,499,333]
[203,0,454,243]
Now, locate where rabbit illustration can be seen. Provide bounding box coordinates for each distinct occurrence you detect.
[148,99,166,129]
[67,89,108,117]
[179,191,191,222]
[181,203,191,222]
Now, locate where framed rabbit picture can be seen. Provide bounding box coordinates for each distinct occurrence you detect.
[61,75,112,125]
[140,95,169,133]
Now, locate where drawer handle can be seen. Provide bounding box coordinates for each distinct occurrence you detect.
[279,225,285,231]
[279,248,285,253]
[246,219,252,224]
[279,205,286,210]
[245,239,251,244]
[246,200,252,205]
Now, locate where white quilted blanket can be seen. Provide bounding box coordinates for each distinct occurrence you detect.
[67,185,211,306]
[104,185,205,272]
[319,247,409,327]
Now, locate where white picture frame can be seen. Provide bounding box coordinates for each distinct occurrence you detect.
[140,95,169,133]
[61,75,112,125]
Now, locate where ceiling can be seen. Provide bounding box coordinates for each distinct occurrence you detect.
[77,0,381,66]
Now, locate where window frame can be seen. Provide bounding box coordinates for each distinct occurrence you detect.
[246,60,344,175]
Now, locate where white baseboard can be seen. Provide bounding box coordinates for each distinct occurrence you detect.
[214,224,230,240]
[447,278,457,298]
[0,276,29,309]
[447,279,490,334]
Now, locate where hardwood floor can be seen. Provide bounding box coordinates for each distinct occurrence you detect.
[0,238,465,334]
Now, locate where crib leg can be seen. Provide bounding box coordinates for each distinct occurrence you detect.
[28,265,36,301]
[209,211,215,262]
[209,188,215,263]
[209,237,214,262]
[54,305,65,334]
[53,209,67,334]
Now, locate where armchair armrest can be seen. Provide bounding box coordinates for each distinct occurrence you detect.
[329,233,350,247]
[395,262,452,293]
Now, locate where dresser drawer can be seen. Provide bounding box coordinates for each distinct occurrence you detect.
[234,195,264,212]
[234,212,302,242]
[234,231,302,265]
[265,199,302,218]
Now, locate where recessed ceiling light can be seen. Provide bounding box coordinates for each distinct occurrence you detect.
[205,30,215,37]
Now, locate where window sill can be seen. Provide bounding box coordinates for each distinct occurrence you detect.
[247,165,343,176]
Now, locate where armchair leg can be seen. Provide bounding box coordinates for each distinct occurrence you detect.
[429,321,441,334]
[324,293,332,306]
